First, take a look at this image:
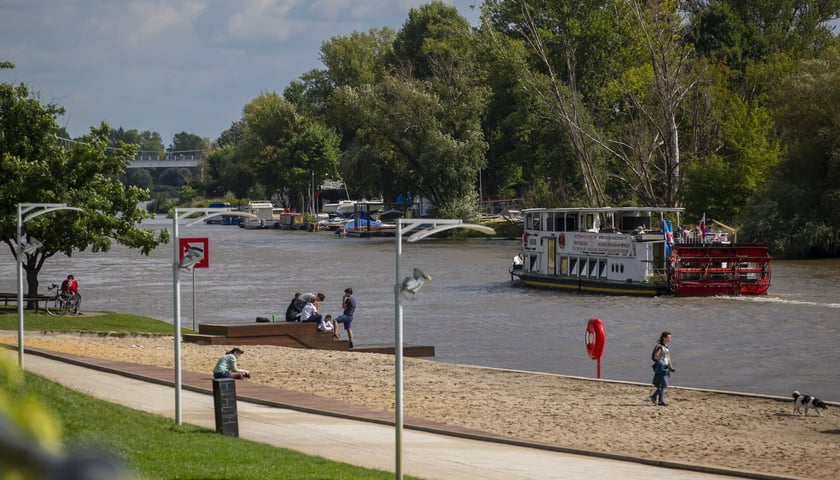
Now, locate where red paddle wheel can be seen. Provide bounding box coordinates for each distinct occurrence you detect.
[668,244,771,297]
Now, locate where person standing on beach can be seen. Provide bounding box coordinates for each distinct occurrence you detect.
[335,288,356,349]
[650,331,675,406]
[213,347,250,379]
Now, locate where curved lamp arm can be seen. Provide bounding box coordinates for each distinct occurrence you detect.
[406,223,495,242]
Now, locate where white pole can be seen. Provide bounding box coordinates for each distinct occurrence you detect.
[16,204,24,368]
[394,220,404,480]
[390,219,494,480]
[192,268,196,332]
[173,211,183,425]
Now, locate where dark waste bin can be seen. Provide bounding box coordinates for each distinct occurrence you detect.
[212,378,239,437]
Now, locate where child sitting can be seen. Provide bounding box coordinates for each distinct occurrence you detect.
[318,314,338,338]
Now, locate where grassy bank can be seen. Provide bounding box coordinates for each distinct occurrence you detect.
[10,372,409,480]
[0,309,186,335]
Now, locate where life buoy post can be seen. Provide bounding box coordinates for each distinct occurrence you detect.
[585,318,606,378]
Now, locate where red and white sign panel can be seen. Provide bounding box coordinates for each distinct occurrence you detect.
[178,237,209,268]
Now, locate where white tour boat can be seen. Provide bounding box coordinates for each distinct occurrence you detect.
[509,207,771,297]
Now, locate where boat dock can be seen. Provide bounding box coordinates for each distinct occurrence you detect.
[182,322,435,357]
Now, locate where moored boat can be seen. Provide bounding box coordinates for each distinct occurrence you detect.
[336,218,396,237]
[509,207,771,297]
[239,201,275,229]
[275,210,305,230]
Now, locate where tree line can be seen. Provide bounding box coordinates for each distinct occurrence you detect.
[205,0,840,257]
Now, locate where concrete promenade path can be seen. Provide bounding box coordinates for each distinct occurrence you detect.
[9,348,767,480]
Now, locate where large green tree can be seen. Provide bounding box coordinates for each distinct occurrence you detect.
[334,2,489,217]
[681,94,780,223]
[111,128,165,152]
[0,65,167,299]
[282,27,398,201]
[482,0,635,207]
[169,131,209,152]
[334,71,488,217]
[240,92,340,209]
[741,47,840,256]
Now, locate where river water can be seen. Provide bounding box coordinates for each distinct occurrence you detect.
[3,218,839,401]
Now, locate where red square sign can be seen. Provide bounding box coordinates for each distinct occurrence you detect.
[178,237,209,268]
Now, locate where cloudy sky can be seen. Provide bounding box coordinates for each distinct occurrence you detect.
[1,0,480,145]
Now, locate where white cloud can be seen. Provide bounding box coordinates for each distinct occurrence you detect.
[224,0,301,43]
[1,0,480,140]
[86,0,205,48]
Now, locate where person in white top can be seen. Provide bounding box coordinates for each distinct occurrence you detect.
[299,297,322,323]
[318,314,339,338]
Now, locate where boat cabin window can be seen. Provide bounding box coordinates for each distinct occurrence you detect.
[583,213,597,232]
[620,214,650,233]
[564,215,577,232]
[525,213,542,231]
[545,213,555,232]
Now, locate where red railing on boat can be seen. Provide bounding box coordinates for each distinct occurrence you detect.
[668,244,771,296]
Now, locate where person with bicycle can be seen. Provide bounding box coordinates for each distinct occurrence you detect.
[61,274,82,315]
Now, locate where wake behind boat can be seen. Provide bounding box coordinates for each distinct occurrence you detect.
[509,207,771,297]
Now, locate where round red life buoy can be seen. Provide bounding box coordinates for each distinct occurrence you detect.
[557,233,565,249]
[585,318,606,360]
[522,231,528,249]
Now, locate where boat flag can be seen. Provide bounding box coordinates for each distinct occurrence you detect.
[663,220,674,257]
[700,213,706,243]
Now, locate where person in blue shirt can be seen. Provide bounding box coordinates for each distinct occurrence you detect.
[334,288,357,349]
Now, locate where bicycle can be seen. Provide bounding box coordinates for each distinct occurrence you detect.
[45,283,80,316]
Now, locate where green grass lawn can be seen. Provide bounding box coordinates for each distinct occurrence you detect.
[0,308,422,479]
[0,308,189,334]
[11,372,412,480]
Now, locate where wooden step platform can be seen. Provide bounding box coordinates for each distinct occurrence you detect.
[182,322,435,357]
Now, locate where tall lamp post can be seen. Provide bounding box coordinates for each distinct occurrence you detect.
[171,207,257,425]
[17,203,83,368]
[394,219,494,480]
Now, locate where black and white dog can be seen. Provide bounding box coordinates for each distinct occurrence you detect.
[792,391,828,417]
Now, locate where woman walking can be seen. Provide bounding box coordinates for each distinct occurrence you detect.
[650,332,675,406]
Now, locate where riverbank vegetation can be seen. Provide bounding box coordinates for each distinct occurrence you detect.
[4,2,840,257]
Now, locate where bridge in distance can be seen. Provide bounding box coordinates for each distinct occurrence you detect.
[128,150,202,168]
[53,136,202,168]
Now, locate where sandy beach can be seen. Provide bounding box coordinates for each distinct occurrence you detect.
[3,330,839,480]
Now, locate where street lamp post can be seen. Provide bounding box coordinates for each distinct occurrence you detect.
[171,207,258,425]
[17,203,82,368]
[393,219,494,480]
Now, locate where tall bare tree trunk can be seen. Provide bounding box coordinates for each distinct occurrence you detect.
[519,2,606,207]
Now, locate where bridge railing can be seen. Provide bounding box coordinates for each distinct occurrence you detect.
[134,150,203,162]
[55,136,204,168]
